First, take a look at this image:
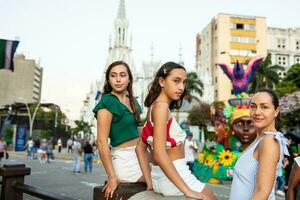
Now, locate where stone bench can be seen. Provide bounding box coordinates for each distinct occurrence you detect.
[129,191,189,199]
[93,182,147,200]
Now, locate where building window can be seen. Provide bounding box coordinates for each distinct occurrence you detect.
[236,23,244,29]
[231,23,255,30]
[277,55,288,66]
[215,77,217,83]
[231,36,256,44]
[296,41,300,50]
[295,56,300,64]
[229,49,256,57]
[277,38,287,49]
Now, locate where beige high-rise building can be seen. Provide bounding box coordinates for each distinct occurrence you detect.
[0,54,43,106]
[196,13,267,102]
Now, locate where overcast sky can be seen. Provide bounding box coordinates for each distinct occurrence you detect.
[0,0,299,120]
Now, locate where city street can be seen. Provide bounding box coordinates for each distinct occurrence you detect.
[1,151,285,200]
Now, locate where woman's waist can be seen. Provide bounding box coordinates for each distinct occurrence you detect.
[151,144,184,166]
[112,137,139,149]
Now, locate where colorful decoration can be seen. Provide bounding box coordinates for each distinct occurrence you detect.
[217,57,263,95]
[218,150,236,166]
[193,56,264,184]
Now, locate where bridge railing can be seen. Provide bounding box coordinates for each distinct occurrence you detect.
[0,164,76,200]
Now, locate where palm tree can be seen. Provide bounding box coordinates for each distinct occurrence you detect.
[185,72,204,102]
[72,120,93,140]
[249,53,284,93]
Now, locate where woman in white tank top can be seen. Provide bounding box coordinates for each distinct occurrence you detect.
[229,88,289,200]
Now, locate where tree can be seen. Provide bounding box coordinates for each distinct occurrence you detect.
[188,102,211,127]
[249,53,284,93]
[279,91,300,132]
[72,119,93,140]
[185,72,203,102]
[33,104,70,139]
[276,64,300,97]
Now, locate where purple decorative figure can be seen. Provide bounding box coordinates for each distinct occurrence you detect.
[217,57,264,94]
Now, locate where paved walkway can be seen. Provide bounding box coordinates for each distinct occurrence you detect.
[8,147,102,164]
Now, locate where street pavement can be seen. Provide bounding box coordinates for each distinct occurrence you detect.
[2,149,285,200]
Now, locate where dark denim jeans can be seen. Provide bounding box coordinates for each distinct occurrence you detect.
[84,153,94,172]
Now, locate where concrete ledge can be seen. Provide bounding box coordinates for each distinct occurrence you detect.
[94,182,147,200]
[129,191,189,199]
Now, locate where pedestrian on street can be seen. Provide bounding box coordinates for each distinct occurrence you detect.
[46,139,54,163]
[67,138,73,154]
[92,61,144,199]
[38,139,48,164]
[184,133,198,172]
[32,137,40,160]
[72,138,82,173]
[0,137,6,162]
[24,137,34,160]
[83,141,94,173]
[136,62,216,200]
[229,88,290,200]
[57,138,62,153]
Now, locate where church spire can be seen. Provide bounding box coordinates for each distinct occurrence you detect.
[117,0,126,19]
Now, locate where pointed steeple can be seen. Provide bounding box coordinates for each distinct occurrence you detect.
[178,43,184,65]
[117,0,126,19]
[150,42,154,63]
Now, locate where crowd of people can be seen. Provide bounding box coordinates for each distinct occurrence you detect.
[23,136,97,173]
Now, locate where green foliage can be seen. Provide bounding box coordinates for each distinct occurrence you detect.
[28,104,70,138]
[72,119,93,139]
[276,64,300,97]
[185,72,203,102]
[280,108,300,132]
[249,53,284,93]
[188,102,211,127]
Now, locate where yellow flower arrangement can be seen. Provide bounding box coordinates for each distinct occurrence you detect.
[218,150,236,166]
[212,162,219,174]
[204,155,216,167]
[198,153,205,163]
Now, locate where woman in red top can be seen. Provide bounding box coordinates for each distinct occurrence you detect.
[136,62,216,200]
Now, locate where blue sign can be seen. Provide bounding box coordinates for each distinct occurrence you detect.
[15,127,27,151]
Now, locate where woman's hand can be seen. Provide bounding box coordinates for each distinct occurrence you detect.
[146,183,153,191]
[102,176,119,200]
[185,189,210,200]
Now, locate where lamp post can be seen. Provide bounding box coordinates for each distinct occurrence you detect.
[18,97,41,137]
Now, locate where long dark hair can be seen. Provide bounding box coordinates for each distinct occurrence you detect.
[252,88,280,130]
[103,61,140,123]
[144,62,186,110]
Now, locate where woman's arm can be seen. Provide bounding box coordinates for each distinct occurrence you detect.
[251,135,280,200]
[96,109,118,200]
[287,162,300,200]
[136,139,153,190]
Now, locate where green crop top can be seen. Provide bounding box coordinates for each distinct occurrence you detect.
[92,93,142,147]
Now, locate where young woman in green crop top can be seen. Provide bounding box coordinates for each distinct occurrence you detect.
[93,61,144,199]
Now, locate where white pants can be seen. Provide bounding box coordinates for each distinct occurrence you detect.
[73,154,81,172]
[110,146,142,182]
[151,158,205,196]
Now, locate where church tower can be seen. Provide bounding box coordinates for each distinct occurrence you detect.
[105,0,134,72]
